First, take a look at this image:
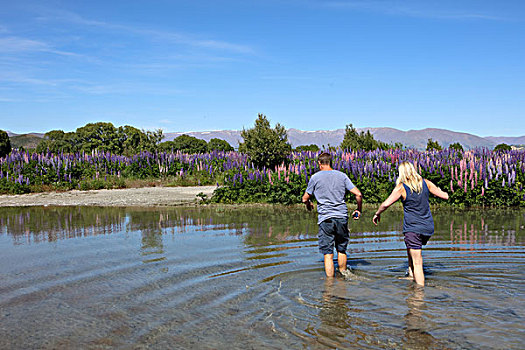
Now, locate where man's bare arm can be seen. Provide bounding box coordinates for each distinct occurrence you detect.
[350,187,363,218]
[302,192,313,211]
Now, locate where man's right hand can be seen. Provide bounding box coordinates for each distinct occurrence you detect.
[305,200,313,211]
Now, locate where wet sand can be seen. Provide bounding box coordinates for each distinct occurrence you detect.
[0,186,217,207]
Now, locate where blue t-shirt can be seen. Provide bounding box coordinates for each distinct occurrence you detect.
[306,170,355,224]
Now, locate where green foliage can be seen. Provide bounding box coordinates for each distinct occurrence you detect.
[36,130,76,154]
[494,143,512,152]
[36,123,163,155]
[207,138,234,152]
[340,124,394,151]
[295,144,320,152]
[0,130,12,158]
[212,173,306,205]
[426,138,442,151]
[158,134,208,154]
[119,126,163,155]
[238,114,292,169]
[0,178,30,194]
[75,122,122,153]
[449,142,464,152]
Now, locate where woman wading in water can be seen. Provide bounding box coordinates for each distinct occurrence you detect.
[372,161,449,286]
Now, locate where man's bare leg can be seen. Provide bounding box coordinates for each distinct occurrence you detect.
[337,251,348,273]
[324,254,335,277]
[408,248,425,286]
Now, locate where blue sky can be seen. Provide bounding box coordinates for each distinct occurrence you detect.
[1,0,524,136]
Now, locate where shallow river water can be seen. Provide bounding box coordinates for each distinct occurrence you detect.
[0,205,523,349]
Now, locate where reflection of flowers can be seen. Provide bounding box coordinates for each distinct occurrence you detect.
[449,218,516,248]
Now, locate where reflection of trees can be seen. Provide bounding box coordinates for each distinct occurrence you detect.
[125,207,320,247]
[2,206,522,249]
[140,228,165,263]
[0,207,126,243]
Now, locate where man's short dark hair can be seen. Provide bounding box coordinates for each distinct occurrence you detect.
[318,152,332,165]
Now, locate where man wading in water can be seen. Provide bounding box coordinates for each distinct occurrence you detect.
[302,152,363,278]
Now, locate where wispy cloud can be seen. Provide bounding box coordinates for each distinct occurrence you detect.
[0,97,20,102]
[68,82,185,96]
[0,37,49,52]
[260,75,313,80]
[37,9,256,54]
[0,36,83,57]
[0,73,58,86]
[320,1,508,21]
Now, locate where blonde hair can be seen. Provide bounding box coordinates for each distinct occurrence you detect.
[396,161,423,194]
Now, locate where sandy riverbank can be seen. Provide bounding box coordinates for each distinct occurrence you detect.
[0,186,217,207]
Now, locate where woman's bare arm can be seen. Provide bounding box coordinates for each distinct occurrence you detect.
[425,179,449,200]
[373,183,404,225]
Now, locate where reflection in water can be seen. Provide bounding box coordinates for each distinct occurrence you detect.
[317,278,352,347]
[316,278,362,348]
[403,286,439,350]
[1,206,523,247]
[0,207,126,243]
[449,218,517,247]
[0,206,523,349]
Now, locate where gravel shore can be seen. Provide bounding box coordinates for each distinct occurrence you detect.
[0,186,217,207]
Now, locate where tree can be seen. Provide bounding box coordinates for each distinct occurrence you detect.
[118,126,163,155]
[494,143,512,151]
[161,135,208,154]
[207,138,234,152]
[294,144,320,152]
[35,122,164,155]
[239,114,291,169]
[449,142,464,152]
[75,122,121,153]
[36,130,77,154]
[340,124,392,151]
[146,129,164,150]
[426,138,442,151]
[0,130,12,157]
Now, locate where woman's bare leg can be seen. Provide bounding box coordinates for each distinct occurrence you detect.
[408,248,425,286]
[398,248,415,280]
[407,248,414,279]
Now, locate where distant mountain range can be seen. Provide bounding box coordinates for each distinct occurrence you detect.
[163,127,525,150]
[7,128,525,150]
